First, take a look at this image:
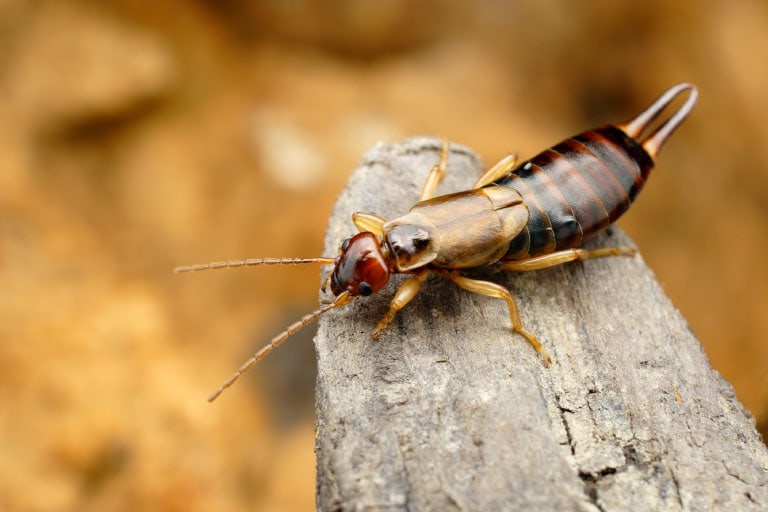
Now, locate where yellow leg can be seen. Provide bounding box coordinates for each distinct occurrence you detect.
[472,152,519,189]
[352,212,388,236]
[419,139,449,201]
[371,271,430,339]
[444,271,551,365]
[501,247,636,272]
[320,271,332,293]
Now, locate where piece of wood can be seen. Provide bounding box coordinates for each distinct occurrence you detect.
[314,137,768,511]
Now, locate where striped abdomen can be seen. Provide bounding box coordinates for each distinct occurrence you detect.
[499,125,654,259]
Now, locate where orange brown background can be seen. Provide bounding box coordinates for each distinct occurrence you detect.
[1,1,766,510]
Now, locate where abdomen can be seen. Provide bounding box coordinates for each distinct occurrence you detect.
[499,125,655,259]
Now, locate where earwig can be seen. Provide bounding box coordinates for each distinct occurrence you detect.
[177,83,698,402]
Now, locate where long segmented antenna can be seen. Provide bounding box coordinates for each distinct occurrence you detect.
[618,83,698,160]
[207,290,354,402]
[175,254,343,401]
[174,257,336,273]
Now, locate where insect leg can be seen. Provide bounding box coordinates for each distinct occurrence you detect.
[472,152,519,189]
[443,272,552,365]
[320,271,332,294]
[500,247,636,272]
[419,139,449,201]
[352,212,387,236]
[371,270,430,339]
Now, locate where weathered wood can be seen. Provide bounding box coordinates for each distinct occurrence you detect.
[314,137,768,511]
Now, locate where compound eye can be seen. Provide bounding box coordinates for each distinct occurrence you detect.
[341,237,351,252]
[358,282,373,296]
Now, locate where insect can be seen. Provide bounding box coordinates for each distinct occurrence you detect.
[177,83,698,401]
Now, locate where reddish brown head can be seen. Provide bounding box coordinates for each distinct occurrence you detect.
[330,232,391,297]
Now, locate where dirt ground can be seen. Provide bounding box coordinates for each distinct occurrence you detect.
[1,1,766,510]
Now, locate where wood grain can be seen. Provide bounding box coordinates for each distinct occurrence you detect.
[314,137,768,511]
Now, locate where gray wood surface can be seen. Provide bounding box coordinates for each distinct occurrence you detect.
[314,137,768,511]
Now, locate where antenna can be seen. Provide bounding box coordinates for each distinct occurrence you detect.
[175,257,336,273]
[175,254,343,400]
[207,291,354,402]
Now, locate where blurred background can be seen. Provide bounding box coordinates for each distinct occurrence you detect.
[1,0,766,510]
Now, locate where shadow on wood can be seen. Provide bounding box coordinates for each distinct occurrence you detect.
[315,137,768,511]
